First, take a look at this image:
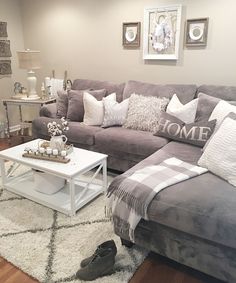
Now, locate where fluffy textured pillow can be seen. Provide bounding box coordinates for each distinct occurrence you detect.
[83,92,116,126]
[56,90,68,118]
[154,112,216,147]
[198,117,236,187]
[123,93,169,133]
[167,94,198,124]
[102,98,129,127]
[195,93,220,122]
[67,89,106,122]
[209,100,236,129]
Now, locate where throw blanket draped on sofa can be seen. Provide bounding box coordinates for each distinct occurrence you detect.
[107,157,208,242]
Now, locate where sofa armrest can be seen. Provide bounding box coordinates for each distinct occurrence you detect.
[40,103,57,118]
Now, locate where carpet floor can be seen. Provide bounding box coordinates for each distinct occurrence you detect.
[0,163,147,283]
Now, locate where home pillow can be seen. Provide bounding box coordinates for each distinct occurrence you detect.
[123,93,169,133]
[83,92,116,126]
[195,92,220,122]
[166,94,198,124]
[56,90,68,118]
[209,100,236,129]
[67,89,107,122]
[102,98,129,127]
[154,112,216,147]
[198,117,236,187]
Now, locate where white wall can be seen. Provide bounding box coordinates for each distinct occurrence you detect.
[20,0,236,88]
[0,0,26,126]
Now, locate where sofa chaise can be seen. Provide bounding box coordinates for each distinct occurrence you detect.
[32,79,236,283]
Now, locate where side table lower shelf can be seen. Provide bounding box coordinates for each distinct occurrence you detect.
[4,171,104,216]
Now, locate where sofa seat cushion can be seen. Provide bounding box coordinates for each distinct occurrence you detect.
[126,141,236,250]
[32,117,104,146]
[95,127,169,160]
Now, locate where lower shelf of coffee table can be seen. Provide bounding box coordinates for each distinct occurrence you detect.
[4,171,104,215]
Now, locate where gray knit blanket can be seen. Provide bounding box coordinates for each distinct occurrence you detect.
[107,157,208,242]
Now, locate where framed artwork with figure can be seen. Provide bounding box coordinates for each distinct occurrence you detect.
[143,5,182,60]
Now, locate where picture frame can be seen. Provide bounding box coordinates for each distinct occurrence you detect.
[185,18,209,46]
[0,40,12,57]
[0,22,7,37]
[0,60,12,75]
[143,5,182,60]
[122,22,141,48]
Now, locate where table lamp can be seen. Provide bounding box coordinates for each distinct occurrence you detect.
[17,49,41,99]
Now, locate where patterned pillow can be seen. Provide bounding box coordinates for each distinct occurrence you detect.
[67,89,106,121]
[154,111,216,147]
[102,98,129,128]
[123,93,169,133]
[198,116,236,186]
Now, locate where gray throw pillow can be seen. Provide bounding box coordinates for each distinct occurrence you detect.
[67,89,106,121]
[123,93,169,133]
[102,98,129,127]
[195,93,220,122]
[154,111,216,147]
[56,90,68,118]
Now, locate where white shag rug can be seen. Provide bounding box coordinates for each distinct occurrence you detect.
[0,163,147,283]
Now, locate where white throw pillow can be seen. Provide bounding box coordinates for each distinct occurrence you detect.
[209,100,236,129]
[198,117,236,187]
[102,98,129,127]
[83,92,116,126]
[167,94,198,124]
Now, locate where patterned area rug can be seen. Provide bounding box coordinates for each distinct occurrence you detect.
[0,163,147,283]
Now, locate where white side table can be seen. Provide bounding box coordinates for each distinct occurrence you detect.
[2,97,56,139]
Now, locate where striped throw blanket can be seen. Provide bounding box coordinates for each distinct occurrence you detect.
[107,157,208,242]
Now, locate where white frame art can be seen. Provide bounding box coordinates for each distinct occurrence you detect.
[143,5,182,60]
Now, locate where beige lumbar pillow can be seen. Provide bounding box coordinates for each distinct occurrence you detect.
[198,116,236,187]
[83,92,116,126]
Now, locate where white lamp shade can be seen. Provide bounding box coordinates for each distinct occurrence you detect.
[17,50,41,70]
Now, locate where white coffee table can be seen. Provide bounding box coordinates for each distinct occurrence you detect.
[0,139,107,216]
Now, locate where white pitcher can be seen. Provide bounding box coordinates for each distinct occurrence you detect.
[50,135,67,151]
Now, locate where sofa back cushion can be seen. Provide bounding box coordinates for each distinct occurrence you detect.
[72,79,125,102]
[196,85,236,103]
[123,80,197,104]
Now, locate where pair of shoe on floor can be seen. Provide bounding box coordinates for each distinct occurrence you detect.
[76,240,117,281]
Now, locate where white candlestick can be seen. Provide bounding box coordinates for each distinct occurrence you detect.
[53,149,58,156]
[61,150,67,157]
[39,147,45,154]
[46,147,52,155]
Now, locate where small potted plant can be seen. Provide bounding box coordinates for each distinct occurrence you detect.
[47,117,69,151]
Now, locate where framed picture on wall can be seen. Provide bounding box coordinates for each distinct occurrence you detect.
[0,22,8,37]
[143,5,182,60]
[185,18,209,46]
[122,22,141,48]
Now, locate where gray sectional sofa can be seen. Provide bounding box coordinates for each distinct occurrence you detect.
[32,79,236,282]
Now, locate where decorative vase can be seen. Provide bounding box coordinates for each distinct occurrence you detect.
[50,135,67,151]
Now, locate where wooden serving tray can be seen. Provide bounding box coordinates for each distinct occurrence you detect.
[22,153,70,163]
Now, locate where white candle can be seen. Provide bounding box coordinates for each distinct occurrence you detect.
[46,147,52,155]
[53,149,58,156]
[39,147,45,154]
[61,150,67,157]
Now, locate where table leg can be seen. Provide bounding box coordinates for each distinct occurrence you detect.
[102,159,107,193]
[3,102,10,140]
[0,159,6,186]
[70,178,76,216]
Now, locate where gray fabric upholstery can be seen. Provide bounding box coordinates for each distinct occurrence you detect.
[95,127,169,159]
[195,93,220,121]
[134,221,236,283]
[196,85,236,101]
[72,79,125,102]
[123,80,197,104]
[39,103,57,118]
[32,117,103,146]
